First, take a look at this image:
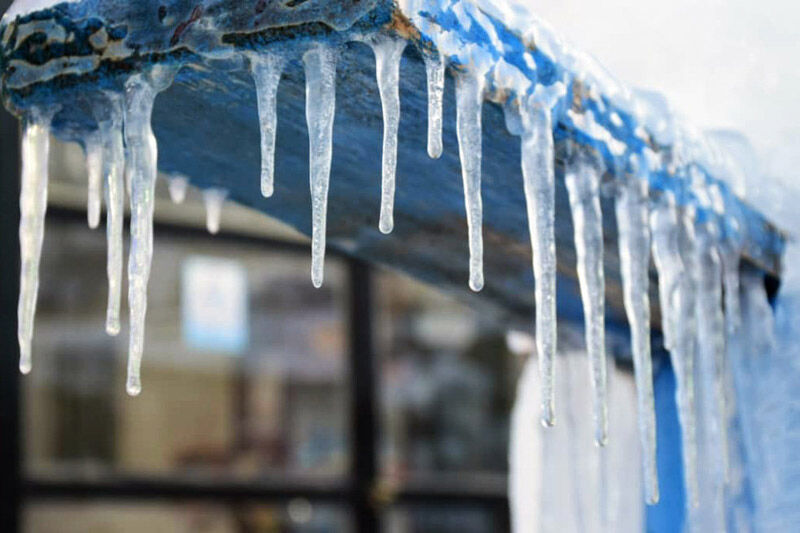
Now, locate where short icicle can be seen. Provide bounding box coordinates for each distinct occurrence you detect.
[203,188,227,235]
[615,157,658,504]
[101,96,126,336]
[455,70,485,292]
[720,242,742,335]
[124,66,177,396]
[250,51,286,198]
[168,174,189,204]
[303,44,338,288]
[564,148,608,446]
[651,199,699,508]
[18,107,56,375]
[85,135,104,229]
[520,98,558,427]
[423,50,445,159]
[371,36,407,234]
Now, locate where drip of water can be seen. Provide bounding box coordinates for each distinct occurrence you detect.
[249,51,286,198]
[168,174,189,204]
[455,71,485,293]
[615,158,658,504]
[123,66,177,396]
[564,149,608,446]
[519,100,558,427]
[18,107,56,375]
[423,50,445,159]
[203,188,227,234]
[101,96,126,337]
[651,199,699,508]
[371,36,407,235]
[85,134,104,229]
[303,44,338,289]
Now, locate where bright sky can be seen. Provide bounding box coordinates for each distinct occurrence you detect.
[533,0,799,228]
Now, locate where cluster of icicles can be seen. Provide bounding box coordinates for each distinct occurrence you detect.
[17,34,747,507]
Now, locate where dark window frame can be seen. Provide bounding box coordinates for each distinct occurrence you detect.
[0,105,509,532]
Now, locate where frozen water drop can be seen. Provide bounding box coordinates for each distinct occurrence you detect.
[303,44,338,289]
[564,148,607,446]
[519,99,558,427]
[423,50,445,159]
[615,162,658,504]
[203,188,227,235]
[370,35,407,235]
[85,134,103,229]
[249,51,286,198]
[168,174,189,204]
[18,107,56,375]
[455,71,485,293]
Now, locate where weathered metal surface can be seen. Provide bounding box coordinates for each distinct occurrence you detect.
[0,0,786,337]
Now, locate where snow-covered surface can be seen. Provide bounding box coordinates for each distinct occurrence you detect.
[3,0,76,20]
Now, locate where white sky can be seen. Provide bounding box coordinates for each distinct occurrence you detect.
[532,0,799,228]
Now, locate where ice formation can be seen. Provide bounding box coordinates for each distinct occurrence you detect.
[614,155,658,504]
[249,52,286,198]
[650,198,699,508]
[455,70,486,293]
[84,134,103,229]
[370,36,407,235]
[167,174,189,204]
[17,107,55,375]
[303,44,337,289]
[100,96,125,337]
[517,89,561,427]
[6,0,792,517]
[564,150,608,446]
[203,188,227,235]
[122,66,178,396]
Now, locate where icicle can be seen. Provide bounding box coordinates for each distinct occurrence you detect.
[720,243,742,335]
[615,157,658,504]
[203,188,227,235]
[18,107,56,375]
[168,174,189,204]
[85,134,104,229]
[423,50,445,159]
[101,96,125,337]
[692,223,730,483]
[455,71,485,292]
[651,200,699,508]
[519,100,558,427]
[303,44,338,288]
[124,66,177,396]
[564,148,607,446]
[249,51,286,198]
[370,36,407,235]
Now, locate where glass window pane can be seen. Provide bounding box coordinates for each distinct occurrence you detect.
[24,501,352,532]
[384,505,506,533]
[24,219,350,482]
[375,272,517,480]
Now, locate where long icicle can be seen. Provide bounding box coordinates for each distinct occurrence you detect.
[520,102,557,427]
[250,51,285,198]
[692,223,730,484]
[102,96,125,336]
[651,199,699,508]
[423,50,444,159]
[18,107,56,375]
[124,67,176,396]
[455,71,485,292]
[615,159,658,504]
[564,149,608,446]
[85,134,104,229]
[303,44,337,289]
[371,36,407,235]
